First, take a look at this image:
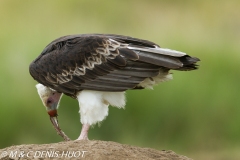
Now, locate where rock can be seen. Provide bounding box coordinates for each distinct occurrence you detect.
[0,140,191,160]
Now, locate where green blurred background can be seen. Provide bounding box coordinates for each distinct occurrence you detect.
[0,1,239,159]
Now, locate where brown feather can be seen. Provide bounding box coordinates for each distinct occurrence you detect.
[29,34,200,98]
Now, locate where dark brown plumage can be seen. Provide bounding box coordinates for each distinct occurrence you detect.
[30,34,200,141]
[29,34,199,98]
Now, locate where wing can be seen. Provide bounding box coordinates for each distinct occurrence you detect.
[29,34,199,98]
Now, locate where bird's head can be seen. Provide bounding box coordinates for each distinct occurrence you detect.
[35,84,63,124]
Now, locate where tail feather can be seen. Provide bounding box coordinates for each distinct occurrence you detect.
[176,56,200,71]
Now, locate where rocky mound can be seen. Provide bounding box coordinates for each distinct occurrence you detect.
[0,140,191,160]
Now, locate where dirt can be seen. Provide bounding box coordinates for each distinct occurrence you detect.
[0,140,192,160]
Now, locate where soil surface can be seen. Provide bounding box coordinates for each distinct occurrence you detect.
[0,140,192,160]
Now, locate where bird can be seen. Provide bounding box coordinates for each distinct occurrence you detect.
[29,34,200,141]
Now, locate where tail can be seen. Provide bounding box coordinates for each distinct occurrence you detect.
[176,55,199,71]
[127,46,200,71]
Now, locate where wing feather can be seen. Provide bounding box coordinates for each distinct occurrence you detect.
[29,34,200,98]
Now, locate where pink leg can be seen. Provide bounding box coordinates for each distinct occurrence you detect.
[76,124,90,140]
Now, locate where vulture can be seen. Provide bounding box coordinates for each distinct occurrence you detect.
[29,34,200,141]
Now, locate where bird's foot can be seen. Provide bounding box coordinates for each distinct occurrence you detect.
[76,123,90,140]
[76,136,89,140]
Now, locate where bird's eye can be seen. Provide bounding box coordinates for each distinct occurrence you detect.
[52,92,55,95]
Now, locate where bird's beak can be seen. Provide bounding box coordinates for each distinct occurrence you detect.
[48,109,59,127]
[48,109,60,132]
[50,116,59,128]
[48,110,71,141]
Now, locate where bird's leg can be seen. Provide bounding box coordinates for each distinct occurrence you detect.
[76,124,90,140]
